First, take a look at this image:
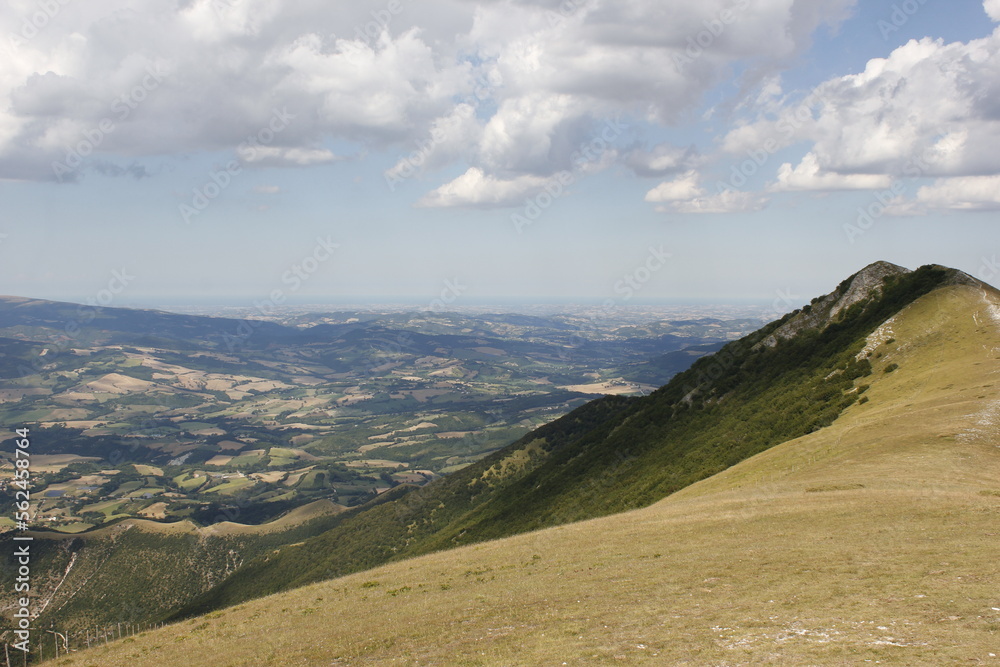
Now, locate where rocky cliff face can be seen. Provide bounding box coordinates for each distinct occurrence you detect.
[829,261,912,319]
[756,261,987,350]
[756,261,911,349]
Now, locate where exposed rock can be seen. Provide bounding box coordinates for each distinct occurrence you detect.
[756,261,910,349]
[829,261,911,319]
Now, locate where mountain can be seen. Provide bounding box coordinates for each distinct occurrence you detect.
[170,262,978,617]
[62,264,1000,665]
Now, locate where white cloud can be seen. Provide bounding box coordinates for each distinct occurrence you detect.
[415,167,552,208]
[986,0,1000,22]
[383,104,483,183]
[645,170,768,213]
[428,0,857,204]
[913,175,1000,211]
[179,0,284,41]
[0,0,858,194]
[723,29,1000,208]
[645,171,704,202]
[770,152,893,191]
[0,2,469,180]
[881,198,926,217]
[253,185,281,194]
[478,94,585,174]
[664,190,769,215]
[270,30,467,138]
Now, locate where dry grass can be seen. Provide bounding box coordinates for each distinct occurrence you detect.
[46,286,1000,666]
[82,373,159,394]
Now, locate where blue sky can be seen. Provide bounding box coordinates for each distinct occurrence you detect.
[1,0,998,309]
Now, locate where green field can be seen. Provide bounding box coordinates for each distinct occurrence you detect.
[204,477,255,495]
[228,452,266,467]
[268,447,299,459]
[80,499,128,516]
[174,472,208,491]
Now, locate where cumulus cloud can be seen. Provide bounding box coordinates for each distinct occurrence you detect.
[415,167,554,208]
[269,30,466,139]
[430,0,856,204]
[770,153,893,191]
[0,0,858,197]
[912,175,1000,211]
[383,104,483,184]
[645,171,704,202]
[986,0,1000,22]
[645,170,768,213]
[723,27,1000,210]
[0,1,469,181]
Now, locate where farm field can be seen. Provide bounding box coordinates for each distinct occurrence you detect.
[0,301,759,530]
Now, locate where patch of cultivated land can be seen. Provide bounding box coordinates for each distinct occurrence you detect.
[559,379,658,395]
[82,372,161,394]
[0,309,748,532]
[138,501,168,519]
[71,285,1000,664]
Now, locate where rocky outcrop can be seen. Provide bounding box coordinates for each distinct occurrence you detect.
[756,261,911,349]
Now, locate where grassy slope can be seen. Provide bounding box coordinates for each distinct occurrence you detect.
[0,501,347,631]
[60,284,1000,666]
[173,265,952,616]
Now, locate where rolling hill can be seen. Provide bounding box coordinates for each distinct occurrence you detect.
[59,268,1000,664]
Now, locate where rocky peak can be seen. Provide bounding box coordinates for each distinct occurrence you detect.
[756,261,911,349]
[829,261,911,319]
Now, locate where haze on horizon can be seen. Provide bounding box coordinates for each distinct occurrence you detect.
[1,0,998,308]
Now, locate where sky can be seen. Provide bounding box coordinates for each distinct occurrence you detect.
[1,0,999,310]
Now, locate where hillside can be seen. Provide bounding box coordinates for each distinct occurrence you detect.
[61,277,1000,664]
[0,500,348,632]
[171,263,966,616]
